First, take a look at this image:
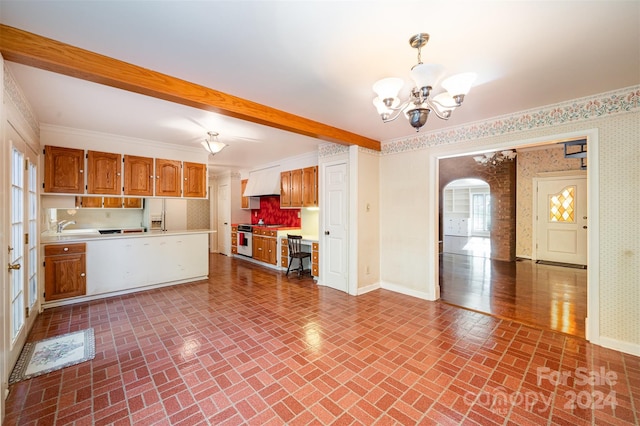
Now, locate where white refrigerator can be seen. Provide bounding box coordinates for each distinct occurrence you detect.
[145,198,187,231]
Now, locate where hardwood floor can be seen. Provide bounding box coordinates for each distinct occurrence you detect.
[439,253,587,338]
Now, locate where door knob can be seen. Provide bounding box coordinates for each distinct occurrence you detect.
[8,262,21,271]
[324,231,330,235]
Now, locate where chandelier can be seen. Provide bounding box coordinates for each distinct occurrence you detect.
[372,33,476,131]
[201,131,227,155]
[473,150,517,166]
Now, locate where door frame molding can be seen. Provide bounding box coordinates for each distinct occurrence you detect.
[431,128,600,344]
[532,170,587,264]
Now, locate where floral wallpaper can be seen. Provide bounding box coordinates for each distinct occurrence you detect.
[516,146,584,257]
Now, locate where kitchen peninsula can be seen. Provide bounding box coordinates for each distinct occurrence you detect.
[41,229,210,307]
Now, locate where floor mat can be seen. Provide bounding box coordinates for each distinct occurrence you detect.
[9,328,95,384]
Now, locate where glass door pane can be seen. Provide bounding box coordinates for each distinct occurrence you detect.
[10,146,25,341]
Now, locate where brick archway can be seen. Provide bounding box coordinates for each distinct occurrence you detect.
[439,156,516,261]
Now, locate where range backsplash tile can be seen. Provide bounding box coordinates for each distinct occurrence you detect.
[252,196,300,227]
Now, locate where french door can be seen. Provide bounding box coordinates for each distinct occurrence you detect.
[7,122,38,369]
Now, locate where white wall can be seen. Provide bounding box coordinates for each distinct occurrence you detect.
[379,86,640,356]
[356,148,380,291]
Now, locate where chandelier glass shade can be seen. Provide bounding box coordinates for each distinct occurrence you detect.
[201,131,227,155]
[372,33,476,131]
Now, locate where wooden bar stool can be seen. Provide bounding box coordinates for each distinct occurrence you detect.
[286,235,311,277]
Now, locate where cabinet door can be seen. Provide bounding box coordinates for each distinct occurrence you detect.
[241,179,249,209]
[290,169,303,207]
[280,171,291,207]
[252,235,264,261]
[123,155,154,196]
[104,197,123,208]
[44,145,85,194]
[123,198,142,208]
[78,196,102,208]
[87,150,122,195]
[302,166,318,207]
[44,252,86,301]
[184,162,207,198]
[155,159,182,197]
[266,238,278,265]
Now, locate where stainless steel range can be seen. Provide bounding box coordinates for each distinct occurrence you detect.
[237,224,253,257]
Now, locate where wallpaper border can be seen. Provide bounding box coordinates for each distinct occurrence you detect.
[3,63,40,137]
[381,85,640,155]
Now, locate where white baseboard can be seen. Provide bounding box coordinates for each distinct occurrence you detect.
[380,281,436,301]
[597,336,640,357]
[357,282,380,295]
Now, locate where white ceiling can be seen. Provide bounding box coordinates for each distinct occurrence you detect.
[2,1,639,173]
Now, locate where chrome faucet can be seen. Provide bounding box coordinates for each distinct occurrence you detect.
[57,220,76,233]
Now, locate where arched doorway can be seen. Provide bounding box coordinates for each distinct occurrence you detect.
[442,178,491,258]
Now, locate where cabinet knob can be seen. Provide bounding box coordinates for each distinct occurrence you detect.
[80,273,86,277]
[117,172,121,176]
[63,247,69,251]
[80,169,84,173]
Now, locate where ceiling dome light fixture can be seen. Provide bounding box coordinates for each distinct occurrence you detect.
[201,131,227,155]
[372,33,477,131]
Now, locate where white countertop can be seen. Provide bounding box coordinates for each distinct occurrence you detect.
[40,229,213,244]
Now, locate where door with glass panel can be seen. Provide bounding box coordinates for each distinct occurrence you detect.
[7,123,38,369]
[535,174,587,266]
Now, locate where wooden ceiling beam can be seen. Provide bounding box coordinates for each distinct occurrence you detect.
[0,24,380,151]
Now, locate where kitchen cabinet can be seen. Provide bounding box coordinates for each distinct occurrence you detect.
[84,233,208,296]
[281,166,316,208]
[302,166,318,207]
[183,162,207,198]
[103,197,122,208]
[280,238,288,268]
[75,196,102,208]
[312,242,319,277]
[87,150,122,195]
[280,172,291,206]
[155,158,182,197]
[124,155,154,196]
[231,226,238,254]
[241,179,259,209]
[253,228,277,265]
[44,243,86,301]
[43,145,85,194]
[124,198,142,208]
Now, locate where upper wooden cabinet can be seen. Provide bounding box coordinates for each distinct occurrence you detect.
[87,150,121,195]
[281,166,317,208]
[302,166,318,207]
[103,197,123,208]
[280,172,291,207]
[123,155,154,196]
[75,196,102,208]
[183,162,207,198]
[44,145,84,194]
[155,158,182,197]
[241,179,249,208]
[124,198,143,208]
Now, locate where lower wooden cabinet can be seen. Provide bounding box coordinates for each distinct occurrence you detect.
[312,242,319,277]
[253,230,277,265]
[44,243,86,301]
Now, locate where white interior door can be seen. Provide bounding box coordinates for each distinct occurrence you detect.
[6,123,38,372]
[535,175,587,265]
[322,162,348,293]
[217,183,230,255]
